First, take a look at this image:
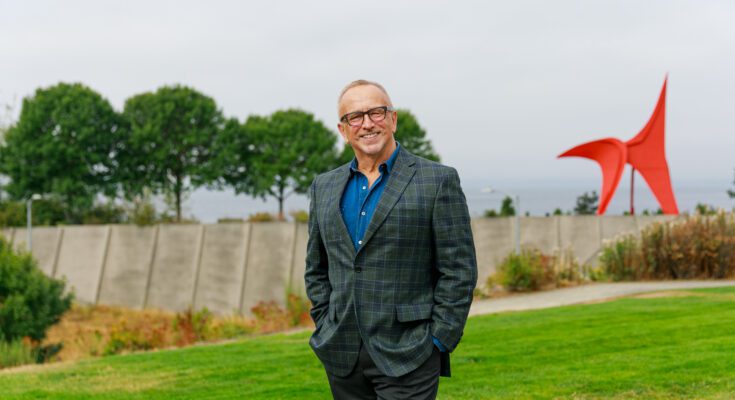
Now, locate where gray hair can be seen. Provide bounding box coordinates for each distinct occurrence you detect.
[337,79,393,111]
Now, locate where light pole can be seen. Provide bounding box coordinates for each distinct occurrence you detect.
[26,194,41,252]
[482,187,521,255]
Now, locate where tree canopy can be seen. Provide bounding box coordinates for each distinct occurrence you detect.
[338,109,440,165]
[0,83,125,222]
[228,109,338,220]
[121,85,225,222]
[574,191,599,215]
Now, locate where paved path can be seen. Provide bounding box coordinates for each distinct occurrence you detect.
[469,280,735,316]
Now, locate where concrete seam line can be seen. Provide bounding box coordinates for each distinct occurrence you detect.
[51,228,65,279]
[94,225,113,305]
[238,222,254,315]
[142,225,160,310]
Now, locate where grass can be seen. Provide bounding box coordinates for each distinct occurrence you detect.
[2,287,735,399]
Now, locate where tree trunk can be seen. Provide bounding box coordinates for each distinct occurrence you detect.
[175,175,182,223]
[277,185,285,221]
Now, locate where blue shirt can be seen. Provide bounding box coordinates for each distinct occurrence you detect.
[339,142,448,353]
[340,142,401,251]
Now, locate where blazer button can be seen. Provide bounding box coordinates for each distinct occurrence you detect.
[355,267,362,273]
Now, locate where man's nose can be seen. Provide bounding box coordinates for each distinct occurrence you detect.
[361,113,376,129]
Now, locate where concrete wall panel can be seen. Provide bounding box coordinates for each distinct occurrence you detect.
[289,223,309,297]
[471,218,513,287]
[54,226,109,304]
[193,223,250,314]
[12,227,61,276]
[519,217,558,254]
[240,222,295,315]
[147,225,202,312]
[98,225,157,309]
[559,216,600,265]
[601,216,639,242]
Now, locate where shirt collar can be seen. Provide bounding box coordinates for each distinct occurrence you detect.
[349,141,401,175]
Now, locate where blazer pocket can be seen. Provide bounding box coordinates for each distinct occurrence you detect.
[395,303,433,322]
[329,303,337,323]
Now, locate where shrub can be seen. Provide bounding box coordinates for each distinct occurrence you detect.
[0,339,35,369]
[103,317,169,356]
[173,308,212,346]
[599,212,735,281]
[495,248,555,291]
[289,210,309,223]
[248,212,275,222]
[82,202,127,224]
[0,237,73,343]
[489,247,587,293]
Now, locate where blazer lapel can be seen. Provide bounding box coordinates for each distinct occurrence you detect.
[327,164,355,254]
[358,150,417,252]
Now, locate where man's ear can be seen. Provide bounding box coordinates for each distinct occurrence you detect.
[337,123,349,143]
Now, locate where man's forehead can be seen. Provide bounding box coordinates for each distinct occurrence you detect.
[338,85,391,113]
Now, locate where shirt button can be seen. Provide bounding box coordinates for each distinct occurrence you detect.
[361,211,366,216]
[355,267,362,273]
[362,186,367,190]
[358,240,363,245]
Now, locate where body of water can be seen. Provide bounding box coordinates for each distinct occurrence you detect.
[185,180,734,223]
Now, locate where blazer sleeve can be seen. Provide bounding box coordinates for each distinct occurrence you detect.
[430,167,478,352]
[304,179,332,327]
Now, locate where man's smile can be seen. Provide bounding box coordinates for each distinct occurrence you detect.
[359,131,380,140]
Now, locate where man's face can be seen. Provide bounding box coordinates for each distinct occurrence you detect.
[337,84,397,160]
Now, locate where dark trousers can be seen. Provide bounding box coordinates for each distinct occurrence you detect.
[326,344,441,400]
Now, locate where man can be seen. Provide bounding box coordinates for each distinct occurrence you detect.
[305,80,477,399]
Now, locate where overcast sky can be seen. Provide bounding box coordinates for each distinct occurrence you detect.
[1,1,733,218]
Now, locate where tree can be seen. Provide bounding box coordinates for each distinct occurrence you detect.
[0,236,73,343]
[729,168,734,199]
[499,196,516,216]
[0,83,125,223]
[121,85,225,222]
[574,191,599,215]
[337,109,440,165]
[218,109,338,220]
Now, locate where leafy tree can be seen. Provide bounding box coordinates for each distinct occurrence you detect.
[0,83,125,223]
[215,109,338,220]
[574,191,599,215]
[337,109,440,165]
[500,196,516,216]
[0,236,73,343]
[552,208,564,216]
[121,85,225,222]
[729,168,734,199]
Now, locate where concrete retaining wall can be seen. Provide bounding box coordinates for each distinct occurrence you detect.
[0,215,677,315]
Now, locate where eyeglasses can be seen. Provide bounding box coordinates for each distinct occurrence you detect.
[340,106,394,127]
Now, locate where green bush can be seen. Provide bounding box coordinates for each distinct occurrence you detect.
[82,202,127,225]
[0,237,73,343]
[289,210,309,223]
[0,199,67,227]
[490,247,588,292]
[495,249,554,291]
[599,212,735,281]
[248,212,275,222]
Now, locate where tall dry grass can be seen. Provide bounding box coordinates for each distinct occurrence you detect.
[599,212,735,281]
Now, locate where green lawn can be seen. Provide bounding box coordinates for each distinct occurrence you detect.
[2,287,735,399]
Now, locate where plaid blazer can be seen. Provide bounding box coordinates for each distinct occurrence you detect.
[304,148,477,378]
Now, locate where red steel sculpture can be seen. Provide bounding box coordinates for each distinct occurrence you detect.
[558,78,679,215]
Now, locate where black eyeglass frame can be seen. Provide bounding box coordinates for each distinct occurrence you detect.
[340,106,395,127]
